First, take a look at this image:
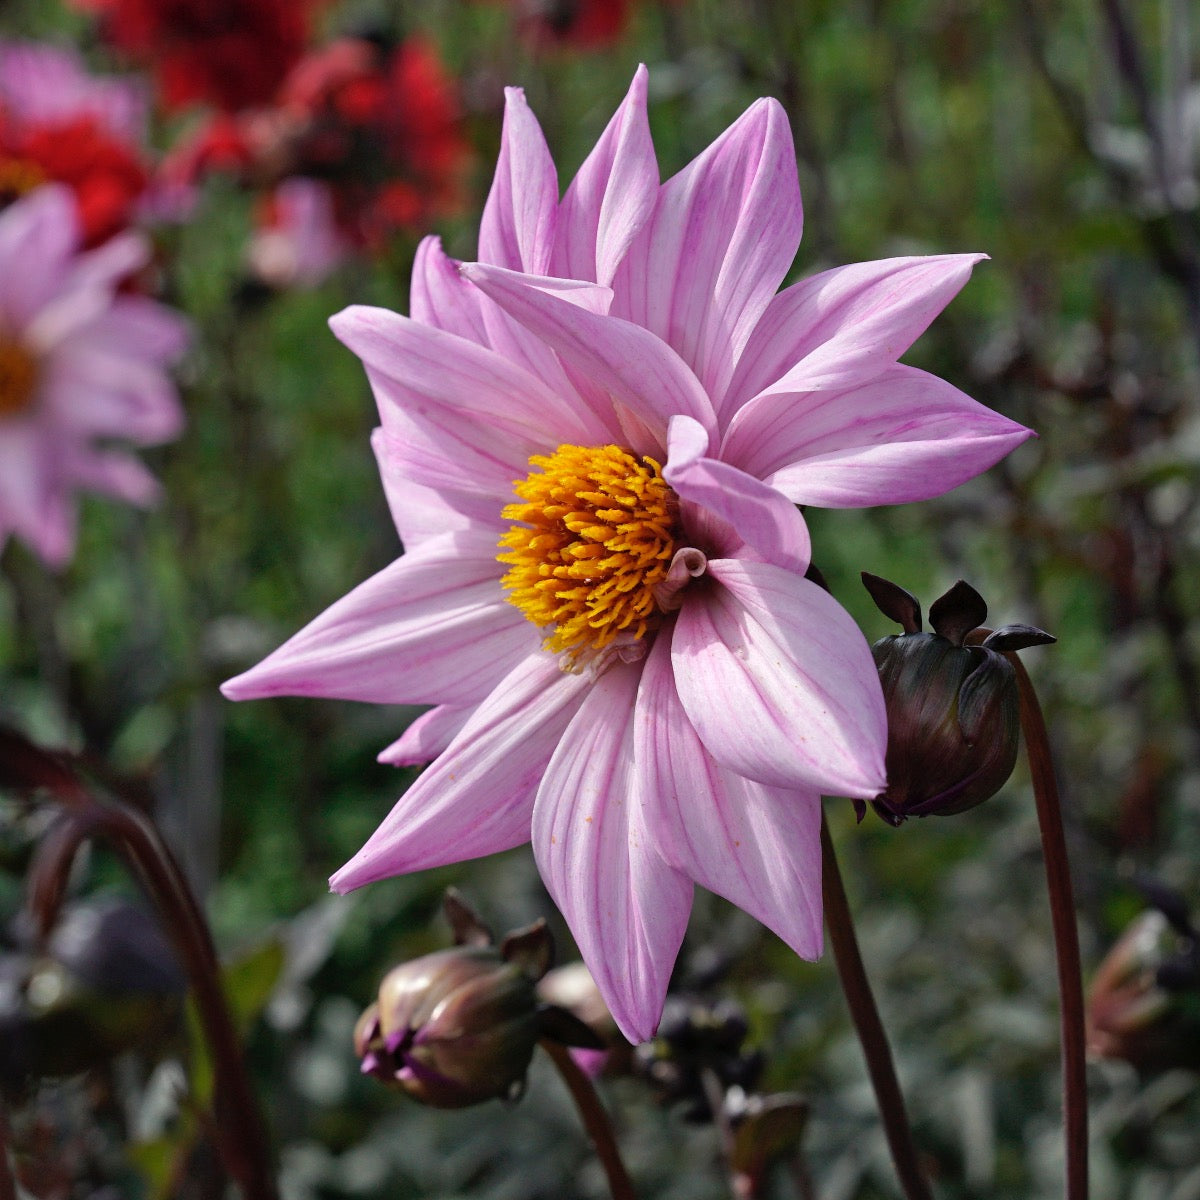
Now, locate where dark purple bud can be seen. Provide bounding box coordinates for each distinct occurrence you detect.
[864,576,1055,824]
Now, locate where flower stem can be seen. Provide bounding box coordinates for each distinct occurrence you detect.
[0,729,279,1200]
[820,813,933,1200]
[540,1039,636,1200]
[1004,652,1089,1199]
[0,1104,15,1200]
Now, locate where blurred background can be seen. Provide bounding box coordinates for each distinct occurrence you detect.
[1,0,1199,1196]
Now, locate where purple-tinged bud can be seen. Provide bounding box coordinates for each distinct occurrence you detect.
[1086,904,1200,1073]
[355,944,543,1108]
[862,574,1054,825]
[355,890,602,1108]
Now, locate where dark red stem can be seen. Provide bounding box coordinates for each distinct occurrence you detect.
[821,813,934,1200]
[540,1039,636,1200]
[1005,652,1089,1199]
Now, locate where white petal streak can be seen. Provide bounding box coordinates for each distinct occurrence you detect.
[635,635,823,960]
[533,659,691,1044]
[673,559,887,798]
[332,654,592,891]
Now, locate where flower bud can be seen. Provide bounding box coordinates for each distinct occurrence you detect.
[1086,904,1200,1073]
[355,945,543,1108]
[861,574,1054,825]
[355,890,603,1108]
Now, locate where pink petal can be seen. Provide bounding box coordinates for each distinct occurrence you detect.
[723,254,988,414]
[636,635,823,959]
[332,653,592,891]
[611,98,802,403]
[478,87,558,274]
[533,659,692,1043]
[331,304,602,445]
[42,347,184,444]
[722,364,1034,507]
[461,262,717,453]
[377,705,474,766]
[664,415,810,574]
[410,235,492,345]
[552,65,658,287]
[369,428,479,550]
[673,559,887,798]
[0,422,75,568]
[0,186,78,329]
[221,533,535,707]
[412,238,596,411]
[67,447,160,506]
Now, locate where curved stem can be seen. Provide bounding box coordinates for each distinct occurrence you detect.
[1005,652,1089,1200]
[821,813,934,1200]
[0,729,277,1200]
[540,1039,636,1200]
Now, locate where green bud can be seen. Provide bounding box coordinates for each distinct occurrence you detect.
[862,574,1054,824]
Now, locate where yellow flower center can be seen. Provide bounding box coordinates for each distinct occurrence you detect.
[0,157,47,205]
[0,337,38,418]
[498,443,681,661]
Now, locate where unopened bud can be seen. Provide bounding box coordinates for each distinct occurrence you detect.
[862,574,1054,825]
[355,891,602,1108]
[355,945,543,1108]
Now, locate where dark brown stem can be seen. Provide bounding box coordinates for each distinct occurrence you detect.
[821,813,933,1200]
[0,1104,15,1200]
[540,1040,636,1200]
[1005,653,1089,1200]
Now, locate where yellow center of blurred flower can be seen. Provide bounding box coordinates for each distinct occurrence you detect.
[0,158,47,204]
[0,337,38,418]
[498,444,680,662]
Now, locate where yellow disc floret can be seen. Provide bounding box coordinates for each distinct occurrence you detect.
[499,443,680,661]
[0,336,38,418]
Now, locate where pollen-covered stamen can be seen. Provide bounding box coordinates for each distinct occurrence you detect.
[0,336,38,418]
[498,443,683,661]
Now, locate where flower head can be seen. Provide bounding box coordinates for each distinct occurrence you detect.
[0,185,187,567]
[0,41,152,246]
[223,68,1033,1041]
[72,0,323,112]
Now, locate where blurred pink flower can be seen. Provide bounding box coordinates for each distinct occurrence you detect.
[247,177,350,289]
[223,68,1033,1041]
[0,186,187,567]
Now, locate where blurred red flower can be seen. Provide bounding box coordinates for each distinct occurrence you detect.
[167,35,469,283]
[0,41,152,246]
[70,0,325,112]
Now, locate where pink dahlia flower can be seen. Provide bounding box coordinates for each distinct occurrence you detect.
[0,186,187,567]
[223,69,1033,1041]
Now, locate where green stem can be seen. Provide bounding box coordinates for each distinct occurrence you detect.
[821,813,934,1200]
[1005,652,1089,1199]
[540,1039,636,1200]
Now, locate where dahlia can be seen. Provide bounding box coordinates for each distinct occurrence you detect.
[0,186,187,567]
[223,69,1032,1040]
[0,41,151,246]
